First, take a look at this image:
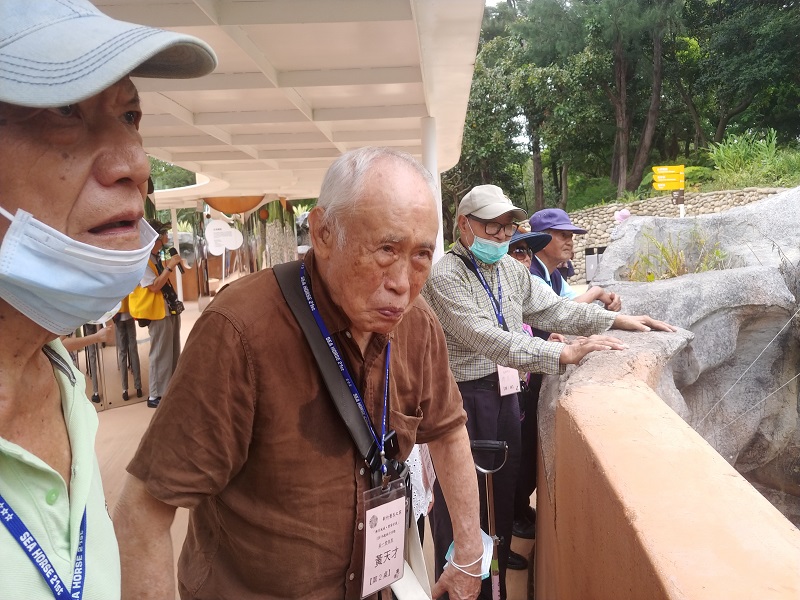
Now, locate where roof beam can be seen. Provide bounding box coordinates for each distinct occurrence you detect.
[172,151,260,162]
[218,0,412,25]
[278,66,421,88]
[195,110,309,126]
[143,135,227,148]
[314,104,428,121]
[144,93,263,162]
[133,73,273,93]
[232,132,331,145]
[189,1,347,154]
[332,129,421,143]
[94,3,214,26]
[257,148,341,160]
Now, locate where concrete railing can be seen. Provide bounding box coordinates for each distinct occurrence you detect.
[534,329,800,599]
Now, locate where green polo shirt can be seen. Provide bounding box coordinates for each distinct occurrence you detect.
[0,340,120,599]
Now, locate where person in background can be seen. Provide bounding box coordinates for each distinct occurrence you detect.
[528,208,621,311]
[114,295,144,402]
[61,322,115,354]
[128,219,184,408]
[505,226,551,277]
[0,1,216,598]
[504,226,553,543]
[82,323,104,403]
[422,184,675,599]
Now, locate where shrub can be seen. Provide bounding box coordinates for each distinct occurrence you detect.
[623,225,730,282]
[707,129,800,189]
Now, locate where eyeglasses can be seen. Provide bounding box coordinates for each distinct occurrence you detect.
[468,215,520,237]
[510,247,533,258]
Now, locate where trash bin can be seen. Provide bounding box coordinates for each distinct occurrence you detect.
[584,246,606,282]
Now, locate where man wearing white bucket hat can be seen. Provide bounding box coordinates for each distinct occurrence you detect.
[0,1,216,598]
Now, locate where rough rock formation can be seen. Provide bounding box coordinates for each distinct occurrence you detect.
[558,186,800,525]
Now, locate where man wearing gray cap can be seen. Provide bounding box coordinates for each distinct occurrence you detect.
[422,184,674,599]
[0,1,216,598]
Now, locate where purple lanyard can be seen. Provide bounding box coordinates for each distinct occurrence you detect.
[299,262,391,473]
[0,493,86,599]
[467,252,507,330]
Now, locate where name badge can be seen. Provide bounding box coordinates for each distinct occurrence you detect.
[497,365,521,396]
[361,478,407,598]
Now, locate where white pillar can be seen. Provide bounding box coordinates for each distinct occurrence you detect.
[421,116,445,262]
[169,206,184,301]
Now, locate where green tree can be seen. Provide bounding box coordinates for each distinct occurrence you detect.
[518,0,683,197]
[440,32,527,243]
[148,157,196,190]
[680,0,800,144]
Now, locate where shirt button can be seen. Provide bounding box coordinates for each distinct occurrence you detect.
[360,468,365,476]
[358,522,364,531]
[45,489,59,505]
[349,573,355,581]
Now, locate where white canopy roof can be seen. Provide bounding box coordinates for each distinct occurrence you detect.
[94,0,485,209]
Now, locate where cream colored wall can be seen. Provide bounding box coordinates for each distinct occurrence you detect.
[536,379,800,599]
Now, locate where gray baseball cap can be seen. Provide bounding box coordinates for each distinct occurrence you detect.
[0,0,217,108]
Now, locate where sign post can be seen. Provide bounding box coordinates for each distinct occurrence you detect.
[652,165,685,217]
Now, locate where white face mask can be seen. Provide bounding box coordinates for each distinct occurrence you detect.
[0,206,158,335]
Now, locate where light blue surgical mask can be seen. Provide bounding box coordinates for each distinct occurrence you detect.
[467,221,509,264]
[0,205,158,335]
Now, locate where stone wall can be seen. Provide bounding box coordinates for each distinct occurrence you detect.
[567,188,786,284]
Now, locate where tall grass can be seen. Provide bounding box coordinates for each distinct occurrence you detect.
[708,129,800,189]
[625,226,730,282]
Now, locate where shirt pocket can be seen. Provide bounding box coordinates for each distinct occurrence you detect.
[389,408,423,461]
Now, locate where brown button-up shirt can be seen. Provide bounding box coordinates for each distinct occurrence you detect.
[128,251,466,599]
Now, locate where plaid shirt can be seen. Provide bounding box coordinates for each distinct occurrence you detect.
[422,241,616,382]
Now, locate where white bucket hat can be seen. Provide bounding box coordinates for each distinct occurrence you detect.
[0,0,217,108]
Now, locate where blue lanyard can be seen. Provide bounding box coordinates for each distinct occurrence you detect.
[467,252,507,330]
[299,263,391,473]
[0,493,86,599]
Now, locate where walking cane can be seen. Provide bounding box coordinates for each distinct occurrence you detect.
[470,439,508,600]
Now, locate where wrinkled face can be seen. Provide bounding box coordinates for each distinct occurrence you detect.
[0,77,150,251]
[538,228,575,266]
[508,241,533,270]
[311,160,438,340]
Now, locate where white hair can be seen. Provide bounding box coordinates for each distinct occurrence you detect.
[316,147,438,247]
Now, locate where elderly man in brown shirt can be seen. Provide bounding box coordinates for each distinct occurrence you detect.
[113,147,483,600]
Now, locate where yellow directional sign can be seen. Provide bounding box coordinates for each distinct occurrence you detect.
[653,181,684,191]
[653,173,685,184]
[652,165,684,175]
[653,164,685,191]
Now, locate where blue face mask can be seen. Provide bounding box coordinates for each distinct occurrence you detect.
[0,206,158,335]
[467,221,509,264]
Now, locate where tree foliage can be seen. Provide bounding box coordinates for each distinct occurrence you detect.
[148,157,196,190]
[446,0,800,211]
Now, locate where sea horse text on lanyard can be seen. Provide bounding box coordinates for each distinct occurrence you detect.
[0,492,87,599]
[299,262,392,476]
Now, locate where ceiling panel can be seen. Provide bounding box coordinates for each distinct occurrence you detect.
[93,0,484,208]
